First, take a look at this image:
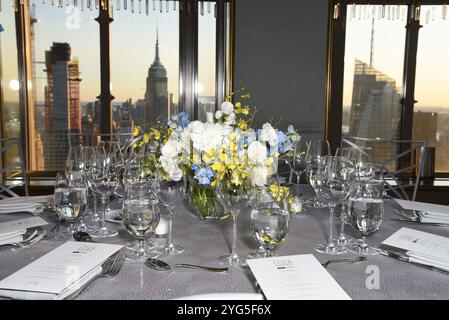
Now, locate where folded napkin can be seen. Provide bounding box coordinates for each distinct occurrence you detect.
[0,265,102,300]
[407,251,449,272]
[0,229,26,246]
[0,195,53,214]
[395,199,449,224]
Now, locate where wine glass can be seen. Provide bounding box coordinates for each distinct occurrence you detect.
[90,153,119,238]
[314,156,350,254]
[249,186,290,258]
[66,145,94,172]
[286,134,307,185]
[347,178,385,255]
[122,182,160,260]
[124,153,159,188]
[216,179,251,267]
[99,140,126,199]
[53,172,88,240]
[155,179,185,255]
[305,139,331,208]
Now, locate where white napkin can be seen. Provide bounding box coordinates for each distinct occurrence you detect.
[0,265,102,300]
[395,199,449,224]
[0,229,26,246]
[407,251,449,272]
[0,195,53,214]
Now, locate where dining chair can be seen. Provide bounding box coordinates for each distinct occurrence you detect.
[341,136,427,201]
[0,137,29,199]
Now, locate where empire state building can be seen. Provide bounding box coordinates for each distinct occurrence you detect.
[144,30,168,126]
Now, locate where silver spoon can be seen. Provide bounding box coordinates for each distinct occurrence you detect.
[145,258,228,273]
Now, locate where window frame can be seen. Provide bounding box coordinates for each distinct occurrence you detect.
[325,0,449,177]
[2,0,234,179]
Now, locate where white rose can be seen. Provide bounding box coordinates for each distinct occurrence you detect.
[215,110,223,119]
[250,165,268,187]
[161,140,181,158]
[259,123,278,146]
[224,112,236,126]
[248,141,267,164]
[220,101,234,115]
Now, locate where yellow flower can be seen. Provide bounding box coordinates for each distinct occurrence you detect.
[143,133,150,144]
[237,119,248,130]
[235,102,241,109]
[151,128,161,141]
[241,106,250,115]
[241,93,250,99]
[229,132,237,141]
[265,157,274,167]
[133,126,140,137]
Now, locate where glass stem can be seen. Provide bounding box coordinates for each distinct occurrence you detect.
[339,203,346,243]
[93,192,97,216]
[137,238,145,257]
[166,207,174,250]
[100,196,107,231]
[328,207,335,244]
[230,214,238,260]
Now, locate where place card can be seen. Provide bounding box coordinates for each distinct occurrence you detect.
[0,216,48,236]
[247,254,351,300]
[382,227,449,262]
[0,241,123,300]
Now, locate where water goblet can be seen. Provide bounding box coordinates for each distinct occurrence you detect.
[122,182,160,260]
[249,186,290,258]
[347,178,385,255]
[155,179,185,255]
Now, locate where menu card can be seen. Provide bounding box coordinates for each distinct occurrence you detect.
[0,241,123,300]
[383,227,449,263]
[247,254,351,300]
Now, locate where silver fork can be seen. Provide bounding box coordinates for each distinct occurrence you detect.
[8,229,47,248]
[65,251,125,300]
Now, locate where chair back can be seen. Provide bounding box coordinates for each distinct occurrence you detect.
[342,136,427,201]
[0,137,29,199]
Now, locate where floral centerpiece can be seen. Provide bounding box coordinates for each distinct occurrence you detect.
[153,89,297,219]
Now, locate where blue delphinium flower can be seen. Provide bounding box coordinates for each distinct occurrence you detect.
[178,112,190,128]
[277,131,293,154]
[194,167,215,186]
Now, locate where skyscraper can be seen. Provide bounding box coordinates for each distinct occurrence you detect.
[43,42,81,170]
[144,30,168,126]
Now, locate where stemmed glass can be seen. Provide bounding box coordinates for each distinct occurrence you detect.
[155,179,185,255]
[347,178,385,255]
[99,141,126,199]
[305,139,331,208]
[286,134,307,185]
[53,172,88,240]
[315,156,351,254]
[249,186,290,258]
[122,182,160,260]
[90,153,119,238]
[216,179,251,267]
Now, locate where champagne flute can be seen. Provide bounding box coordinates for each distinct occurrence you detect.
[305,139,331,208]
[122,182,160,260]
[216,178,251,267]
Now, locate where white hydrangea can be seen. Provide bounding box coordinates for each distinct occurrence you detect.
[259,122,278,146]
[247,141,267,165]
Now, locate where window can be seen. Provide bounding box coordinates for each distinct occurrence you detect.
[0,0,232,177]
[342,5,407,165]
[0,4,21,171]
[111,3,179,130]
[328,1,449,175]
[413,5,449,172]
[29,2,100,171]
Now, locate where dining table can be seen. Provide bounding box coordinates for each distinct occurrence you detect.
[1,186,449,300]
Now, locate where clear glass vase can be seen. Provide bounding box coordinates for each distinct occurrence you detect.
[185,175,224,220]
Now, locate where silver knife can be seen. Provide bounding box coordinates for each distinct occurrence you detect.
[390,218,449,227]
[380,247,449,276]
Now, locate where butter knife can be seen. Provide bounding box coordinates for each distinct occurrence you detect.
[380,247,449,276]
[390,218,449,227]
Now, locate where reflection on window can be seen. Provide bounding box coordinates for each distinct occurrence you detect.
[0,4,21,172]
[342,5,407,165]
[198,1,216,121]
[413,5,449,172]
[30,2,100,171]
[110,6,179,131]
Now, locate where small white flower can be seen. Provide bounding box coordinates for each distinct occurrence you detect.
[248,141,267,164]
[250,165,268,187]
[215,110,223,119]
[259,122,278,146]
[220,101,234,115]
